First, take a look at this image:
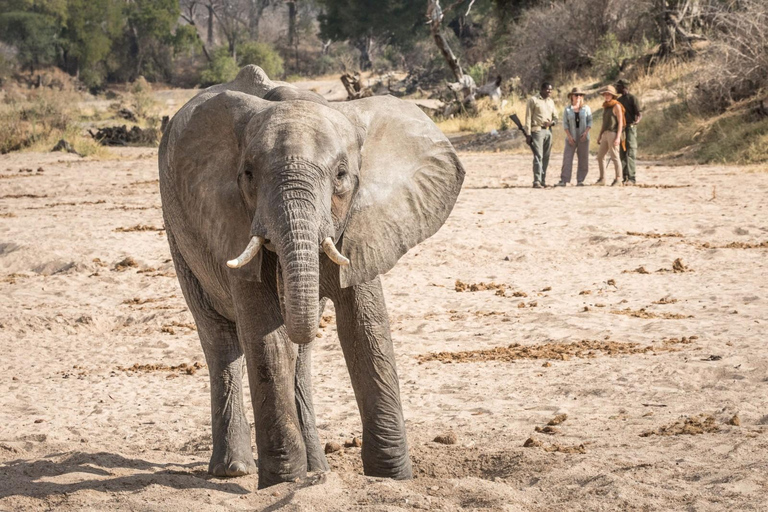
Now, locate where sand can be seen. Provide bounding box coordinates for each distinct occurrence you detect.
[1,148,767,511]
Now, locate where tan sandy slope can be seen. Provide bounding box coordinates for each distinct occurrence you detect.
[0,149,767,510]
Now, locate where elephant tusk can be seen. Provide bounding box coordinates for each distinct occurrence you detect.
[322,237,350,266]
[227,236,264,268]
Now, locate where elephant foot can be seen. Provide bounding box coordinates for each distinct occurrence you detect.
[208,444,257,477]
[257,466,307,489]
[361,433,412,480]
[362,459,413,480]
[210,459,256,477]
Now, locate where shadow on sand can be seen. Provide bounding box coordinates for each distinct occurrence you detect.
[0,451,249,499]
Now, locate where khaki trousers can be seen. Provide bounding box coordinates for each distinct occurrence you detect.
[597,131,621,180]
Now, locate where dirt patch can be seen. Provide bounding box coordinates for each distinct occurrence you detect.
[116,361,205,375]
[0,212,16,218]
[129,179,159,186]
[626,231,684,238]
[623,266,651,274]
[653,297,678,304]
[454,280,507,293]
[0,194,48,199]
[161,322,197,335]
[2,273,30,284]
[122,296,176,306]
[696,241,768,249]
[633,184,691,189]
[610,308,693,319]
[417,337,696,364]
[640,415,720,437]
[114,225,165,232]
[523,437,587,454]
[113,257,138,271]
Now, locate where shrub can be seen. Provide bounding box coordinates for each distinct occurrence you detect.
[694,0,768,112]
[130,76,158,120]
[200,47,239,87]
[237,42,284,79]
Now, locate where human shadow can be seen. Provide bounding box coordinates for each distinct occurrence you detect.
[0,451,250,499]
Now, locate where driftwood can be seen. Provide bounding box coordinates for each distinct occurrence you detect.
[340,72,373,100]
[52,139,81,156]
[89,125,158,146]
[427,0,477,112]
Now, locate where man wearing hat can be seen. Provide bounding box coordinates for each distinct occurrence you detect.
[524,82,558,188]
[616,79,642,185]
[556,87,592,187]
[596,85,625,186]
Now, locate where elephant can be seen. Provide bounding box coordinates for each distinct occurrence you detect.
[158,65,464,488]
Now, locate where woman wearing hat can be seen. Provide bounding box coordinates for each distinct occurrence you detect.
[556,87,592,186]
[596,85,625,186]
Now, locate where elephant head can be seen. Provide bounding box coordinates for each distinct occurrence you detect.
[173,79,464,345]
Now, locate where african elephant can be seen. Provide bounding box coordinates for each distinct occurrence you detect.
[158,66,464,488]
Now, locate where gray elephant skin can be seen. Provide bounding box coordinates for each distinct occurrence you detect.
[158,65,464,488]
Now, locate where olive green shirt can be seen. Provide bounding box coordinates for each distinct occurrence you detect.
[601,105,620,134]
[618,93,642,125]
[525,94,558,135]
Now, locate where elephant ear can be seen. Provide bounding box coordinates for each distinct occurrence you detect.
[332,96,465,288]
[169,90,270,279]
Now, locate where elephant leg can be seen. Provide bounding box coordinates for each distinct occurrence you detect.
[295,331,329,472]
[333,276,412,480]
[168,232,255,477]
[231,271,307,488]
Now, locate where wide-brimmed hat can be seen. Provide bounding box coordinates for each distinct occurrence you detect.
[598,85,619,98]
[567,87,586,98]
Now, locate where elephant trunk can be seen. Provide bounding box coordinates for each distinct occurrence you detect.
[271,187,320,345]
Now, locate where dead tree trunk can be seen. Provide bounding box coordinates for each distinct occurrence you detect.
[656,0,707,57]
[207,4,215,45]
[427,0,476,106]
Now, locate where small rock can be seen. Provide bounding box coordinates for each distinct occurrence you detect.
[548,413,568,426]
[729,414,740,426]
[114,257,138,271]
[433,432,457,445]
[344,437,362,448]
[542,362,552,368]
[523,437,541,448]
[34,419,44,424]
[324,441,342,454]
[541,286,552,292]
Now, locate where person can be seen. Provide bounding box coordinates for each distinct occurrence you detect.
[596,85,625,187]
[556,87,592,187]
[616,79,642,185]
[524,82,558,188]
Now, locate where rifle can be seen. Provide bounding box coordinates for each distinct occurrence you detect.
[509,113,532,147]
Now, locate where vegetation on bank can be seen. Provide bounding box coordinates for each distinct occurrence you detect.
[0,0,765,164]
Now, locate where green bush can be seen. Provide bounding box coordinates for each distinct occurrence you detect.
[200,47,239,87]
[237,42,284,79]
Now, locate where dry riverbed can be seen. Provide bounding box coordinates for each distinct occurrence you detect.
[1,149,767,510]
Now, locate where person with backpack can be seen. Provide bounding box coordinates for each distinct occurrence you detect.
[616,79,643,185]
[595,85,625,186]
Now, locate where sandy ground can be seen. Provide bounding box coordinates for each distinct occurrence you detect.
[1,148,767,511]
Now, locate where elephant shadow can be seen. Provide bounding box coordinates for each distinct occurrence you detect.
[0,451,249,499]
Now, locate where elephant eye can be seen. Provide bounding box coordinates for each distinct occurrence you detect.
[244,169,253,179]
[336,169,347,180]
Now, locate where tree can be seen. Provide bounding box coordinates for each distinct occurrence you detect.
[0,11,59,72]
[60,0,122,86]
[317,0,425,70]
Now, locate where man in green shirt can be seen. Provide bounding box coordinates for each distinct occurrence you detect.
[525,82,558,188]
[616,79,642,185]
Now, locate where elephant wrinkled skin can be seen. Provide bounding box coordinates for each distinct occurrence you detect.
[157,65,464,488]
